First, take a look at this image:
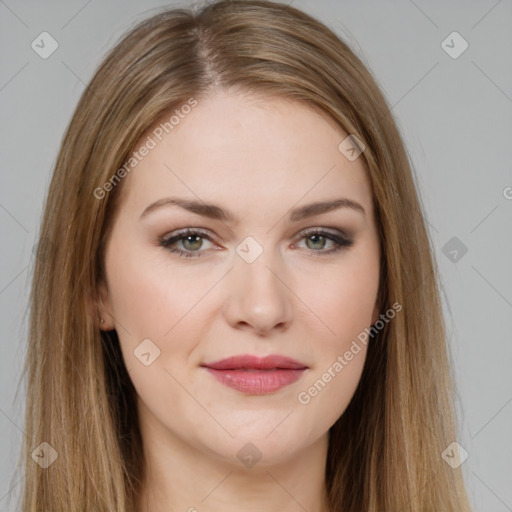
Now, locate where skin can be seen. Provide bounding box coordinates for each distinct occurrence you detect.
[97,88,381,512]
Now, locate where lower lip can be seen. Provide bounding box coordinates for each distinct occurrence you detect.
[204,368,306,394]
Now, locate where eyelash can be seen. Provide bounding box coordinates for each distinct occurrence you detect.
[158,228,353,259]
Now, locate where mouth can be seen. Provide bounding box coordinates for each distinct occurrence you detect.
[201,354,308,394]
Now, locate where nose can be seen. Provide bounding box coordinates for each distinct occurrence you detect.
[221,247,293,336]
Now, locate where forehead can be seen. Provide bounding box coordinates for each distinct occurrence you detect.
[117,90,373,219]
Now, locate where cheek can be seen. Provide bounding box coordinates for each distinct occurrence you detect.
[292,245,378,418]
[294,248,380,345]
[105,241,217,338]
[105,249,204,418]
[104,243,226,389]
[296,345,367,435]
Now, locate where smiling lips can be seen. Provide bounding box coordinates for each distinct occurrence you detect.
[201,354,308,394]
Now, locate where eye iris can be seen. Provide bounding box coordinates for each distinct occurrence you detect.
[306,234,326,250]
[183,235,203,251]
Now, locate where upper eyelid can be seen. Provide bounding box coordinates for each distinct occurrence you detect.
[161,226,349,239]
[299,226,351,237]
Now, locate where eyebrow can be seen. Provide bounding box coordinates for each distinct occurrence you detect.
[139,196,366,223]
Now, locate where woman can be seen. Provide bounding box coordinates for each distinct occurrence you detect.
[18,0,472,510]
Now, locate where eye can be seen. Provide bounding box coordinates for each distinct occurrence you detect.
[159,228,217,258]
[293,228,353,255]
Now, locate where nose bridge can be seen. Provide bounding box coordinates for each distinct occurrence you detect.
[223,236,292,333]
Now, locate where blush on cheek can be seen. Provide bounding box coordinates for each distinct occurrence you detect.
[300,285,377,343]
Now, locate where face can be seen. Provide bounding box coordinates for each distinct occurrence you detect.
[98,89,380,468]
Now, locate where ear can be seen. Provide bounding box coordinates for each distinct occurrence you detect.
[94,279,116,331]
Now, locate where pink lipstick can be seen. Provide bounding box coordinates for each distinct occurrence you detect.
[201,354,308,394]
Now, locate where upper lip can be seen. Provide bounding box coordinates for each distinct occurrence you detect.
[201,354,308,370]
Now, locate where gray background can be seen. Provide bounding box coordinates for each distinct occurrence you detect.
[1,0,511,510]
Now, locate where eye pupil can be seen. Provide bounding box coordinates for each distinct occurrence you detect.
[183,235,202,250]
[306,234,326,250]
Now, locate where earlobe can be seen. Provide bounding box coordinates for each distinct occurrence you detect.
[95,281,115,331]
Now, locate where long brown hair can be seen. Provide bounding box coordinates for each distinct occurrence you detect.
[15,1,472,510]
